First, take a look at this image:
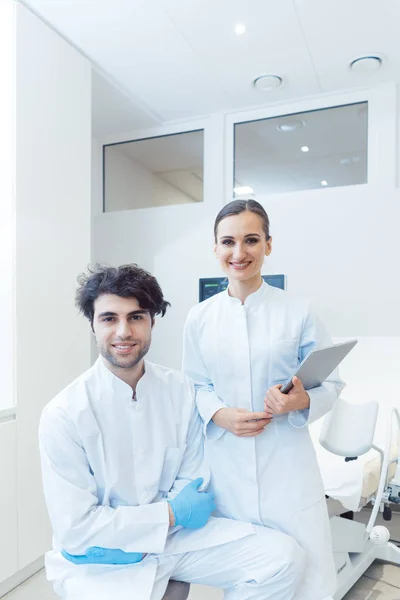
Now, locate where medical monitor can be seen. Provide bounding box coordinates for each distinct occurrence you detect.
[199,274,285,303]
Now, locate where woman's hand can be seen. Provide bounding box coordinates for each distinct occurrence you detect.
[212,407,272,437]
[264,376,310,416]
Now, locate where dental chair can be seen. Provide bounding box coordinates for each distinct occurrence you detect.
[162,580,190,599]
[317,398,400,599]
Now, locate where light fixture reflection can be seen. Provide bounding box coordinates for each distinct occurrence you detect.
[234,186,254,194]
[235,23,246,35]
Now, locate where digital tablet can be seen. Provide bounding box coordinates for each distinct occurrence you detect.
[280,339,358,394]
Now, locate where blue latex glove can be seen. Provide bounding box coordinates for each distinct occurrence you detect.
[61,547,143,565]
[168,477,215,529]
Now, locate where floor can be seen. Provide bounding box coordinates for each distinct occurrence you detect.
[4,564,400,600]
[4,562,400,600]
[3,509,400,599]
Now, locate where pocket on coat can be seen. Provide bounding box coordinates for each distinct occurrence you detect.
[159,447,184,492]
[271,339,300,384]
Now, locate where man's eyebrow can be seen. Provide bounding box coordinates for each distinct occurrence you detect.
[97,310,148,319]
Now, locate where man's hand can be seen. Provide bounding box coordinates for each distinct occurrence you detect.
[264,376,310,416]
[212,407,272,437]
[168,478,215,529]
[168,503,176,527]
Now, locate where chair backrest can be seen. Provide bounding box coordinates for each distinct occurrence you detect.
[319,397,379,457]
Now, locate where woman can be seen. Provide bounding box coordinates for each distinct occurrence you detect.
[182,199,344,600]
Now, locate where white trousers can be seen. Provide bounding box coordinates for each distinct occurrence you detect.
[57,526,305,600]
[275,498,337,600]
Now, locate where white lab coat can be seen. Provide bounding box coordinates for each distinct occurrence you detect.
[183,282,345,599]
[39,359,253,598]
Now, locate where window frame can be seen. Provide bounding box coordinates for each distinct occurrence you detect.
[225,86,397,204]
[102,127,205,213]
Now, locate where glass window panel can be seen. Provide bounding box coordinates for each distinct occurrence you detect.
[234,102,367,197]
[104,130,204,212]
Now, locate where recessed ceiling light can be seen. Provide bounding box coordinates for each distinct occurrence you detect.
[321,180,328,187]
[235,23,246,35]
[350,56,382,73]
[301,146,309,153]
[234,186,254,194]
[253,75,283,92]
[276,120,304,132]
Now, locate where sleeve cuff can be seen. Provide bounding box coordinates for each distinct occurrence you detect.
[196,392,227,441]
[288,408,310,428]
[119,501,170,554]
[306,384,338,424]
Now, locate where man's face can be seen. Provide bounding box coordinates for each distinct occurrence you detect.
[93,294,153,371]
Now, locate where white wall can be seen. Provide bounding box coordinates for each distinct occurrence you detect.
[105,145,198,210]
[0,0,16,413]
[0,422,18,583]
[254,182,400,335]
[332,336,400,441]
[0,4,92,588]
[0,0,18,583]
[94,115,225,367]
[93,86,400,375]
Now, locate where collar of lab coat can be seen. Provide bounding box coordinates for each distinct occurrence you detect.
[94,357,151,399]
[224,279,269,308]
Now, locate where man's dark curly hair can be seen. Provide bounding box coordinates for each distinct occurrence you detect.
[75,264,170,326]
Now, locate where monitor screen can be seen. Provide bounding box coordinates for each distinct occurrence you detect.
[199,274,285,302]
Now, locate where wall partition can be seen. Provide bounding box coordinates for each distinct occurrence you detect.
[226,87,397,204]
[224,87,399,338]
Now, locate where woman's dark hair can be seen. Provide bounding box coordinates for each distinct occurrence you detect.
[214,199,270,242]
[75,264,170,325]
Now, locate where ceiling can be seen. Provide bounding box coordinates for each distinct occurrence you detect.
[20,0,400,137]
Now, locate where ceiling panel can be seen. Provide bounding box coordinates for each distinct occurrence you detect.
[158,0,321,108]
[22,0,234,120]
[295,0,400,91]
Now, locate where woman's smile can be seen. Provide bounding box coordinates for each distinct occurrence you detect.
[229,260,252,270]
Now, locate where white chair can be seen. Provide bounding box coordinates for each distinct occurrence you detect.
[319,397,379,457]
[318,398,400,599]
[162,580,190,600]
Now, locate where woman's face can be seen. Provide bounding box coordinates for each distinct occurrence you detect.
[214,211,272,282]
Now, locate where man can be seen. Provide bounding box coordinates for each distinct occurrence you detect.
[39,264,305,600]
